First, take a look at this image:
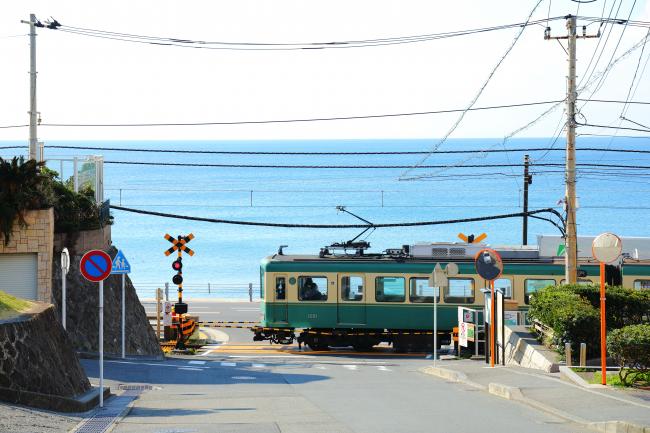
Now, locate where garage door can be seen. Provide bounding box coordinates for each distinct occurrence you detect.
[0,253,38,300]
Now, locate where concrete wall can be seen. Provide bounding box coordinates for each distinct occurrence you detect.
[502,325,560,373]
[54,225,111,256]
[0,209,54,302]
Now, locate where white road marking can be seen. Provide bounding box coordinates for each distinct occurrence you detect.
[188,361,206,365]
[377,366,392,372]
[343,365,358,370]
[178,367,203,371]
[314,365,327,370]
[221,362,237,367]
[251,364,266,368]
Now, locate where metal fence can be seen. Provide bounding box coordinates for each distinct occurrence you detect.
[133,282,261,301]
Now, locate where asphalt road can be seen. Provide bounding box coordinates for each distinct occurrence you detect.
[82,353,591,433]
[88,300,592,433]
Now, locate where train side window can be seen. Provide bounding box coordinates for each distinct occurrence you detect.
[341,276,363,301]
[494,278,512,299]
[633,279,650,290]
[524,279,555,304]
[298,276,328,301]
[444,278,474,304]
[409,277,439,303]
[375,277,405,302]
[275,277,286,300]
[560,279,593,286]
[260,267,264,299]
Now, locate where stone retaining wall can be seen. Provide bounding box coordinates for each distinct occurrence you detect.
[0,303,90,398]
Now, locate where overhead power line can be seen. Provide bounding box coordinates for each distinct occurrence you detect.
[109,205,564,233]
[47,16,569,51]
[400,0,545,178]
[101,161,650,169]
[2,99,647,130]
[24,145,650,155]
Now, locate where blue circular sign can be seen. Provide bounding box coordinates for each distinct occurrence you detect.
[80,250,112,282]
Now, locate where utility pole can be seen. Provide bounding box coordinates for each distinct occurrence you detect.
[21,14,42,161]
[545,15,599,283]
[522,154,532,245]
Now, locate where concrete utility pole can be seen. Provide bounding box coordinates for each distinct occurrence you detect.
[545,15,599,283]
[522,154,531,246]
[565,16,578,284]
[21,14,41,161]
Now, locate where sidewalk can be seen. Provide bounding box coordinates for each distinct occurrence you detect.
[422,359,650,432]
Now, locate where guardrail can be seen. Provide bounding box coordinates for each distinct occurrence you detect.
[134,282,261,301]
[532,319,554,340]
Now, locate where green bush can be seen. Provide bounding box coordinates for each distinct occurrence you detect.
[529,287,600,356]
[569,284,650,328]
[608,324,650,386]
[0,158,110,244]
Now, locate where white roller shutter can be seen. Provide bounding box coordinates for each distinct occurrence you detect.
[0,253,38,300]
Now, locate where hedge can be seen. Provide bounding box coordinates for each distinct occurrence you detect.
[528,287,600,356]
[608,324,650,386]
[569,284,650,328]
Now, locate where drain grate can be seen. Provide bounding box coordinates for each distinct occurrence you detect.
[75,396,135,433]
[75,384,152,433]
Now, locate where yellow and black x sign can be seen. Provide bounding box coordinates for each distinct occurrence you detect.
[164,233,195,256]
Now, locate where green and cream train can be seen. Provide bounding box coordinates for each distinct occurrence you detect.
[252,240,650,351]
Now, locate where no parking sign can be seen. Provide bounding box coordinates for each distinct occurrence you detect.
[79,249,111,408]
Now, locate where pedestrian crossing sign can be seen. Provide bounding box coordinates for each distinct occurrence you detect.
[111,250,131,274]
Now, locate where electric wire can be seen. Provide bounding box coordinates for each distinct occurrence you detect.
[49,16,568,51]
[399,0,545,179]
[109,205,564,231]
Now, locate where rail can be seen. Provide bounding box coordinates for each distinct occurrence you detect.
[532,319,554,340]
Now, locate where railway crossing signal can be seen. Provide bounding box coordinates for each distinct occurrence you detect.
[164,233,195,349]
[458,233,487,244]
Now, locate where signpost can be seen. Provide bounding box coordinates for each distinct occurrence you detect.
[111,250,131,359]
[164,233,195,349]
[431,262,458,365]
[60,248,70,330]
[79,249,112,408]
[592,233,622,386]
[474,248,503,368]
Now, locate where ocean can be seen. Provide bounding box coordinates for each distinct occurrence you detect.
[2,137,648,300]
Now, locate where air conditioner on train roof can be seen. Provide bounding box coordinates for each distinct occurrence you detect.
[409,242,485,259]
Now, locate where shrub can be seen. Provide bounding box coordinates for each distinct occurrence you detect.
[608,324,650,386]
[529,287,600,356]
[569,284,650,328]
[0,158,110,243]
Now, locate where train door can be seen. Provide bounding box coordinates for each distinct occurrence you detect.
[337,274,366,326]
[271,275,288,323]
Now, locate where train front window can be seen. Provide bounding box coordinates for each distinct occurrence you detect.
[444,278,474,304]
[634,279,650,290]
[341,276,363,301]
[409,278,439,303]
[375,277,405,302]
[275,277,286,300]
[298,276,328,301]
[494,278,512,299]
[524,279,555,304]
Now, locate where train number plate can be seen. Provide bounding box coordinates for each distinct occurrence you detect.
[307,313,318,319]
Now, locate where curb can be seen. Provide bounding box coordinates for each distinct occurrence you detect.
[559,366,608,389]
[420,366,486,391]
[421,365,650,432]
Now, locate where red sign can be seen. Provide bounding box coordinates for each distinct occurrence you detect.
[80,250,113,282]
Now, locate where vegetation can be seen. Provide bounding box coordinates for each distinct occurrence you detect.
[0,157,50,244]
[528,286,600,356]
[608,325,650,386]
[0,290,33,320]
[0,157,110,244]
